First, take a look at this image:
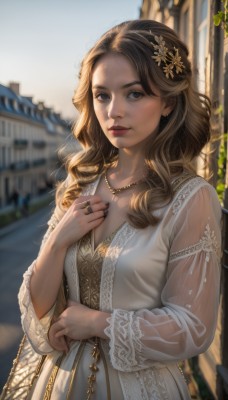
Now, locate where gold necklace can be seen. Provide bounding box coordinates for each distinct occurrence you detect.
[104,169,143,196]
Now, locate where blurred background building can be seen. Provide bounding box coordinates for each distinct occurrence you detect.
[0,82,77,209]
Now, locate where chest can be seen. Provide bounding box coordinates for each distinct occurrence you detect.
[92,177,134,249]
[64,223,170,310]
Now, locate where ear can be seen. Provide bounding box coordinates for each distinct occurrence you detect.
[162,97,176,117]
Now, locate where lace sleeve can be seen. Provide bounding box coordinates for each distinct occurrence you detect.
[104,184,222,372]
[18,210,60,355]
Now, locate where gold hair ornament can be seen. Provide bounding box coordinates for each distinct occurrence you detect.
[150,34,185,79]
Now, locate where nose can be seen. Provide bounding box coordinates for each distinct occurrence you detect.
[107,97,124,119]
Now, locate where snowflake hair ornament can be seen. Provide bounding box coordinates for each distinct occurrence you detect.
[150,33,185,79]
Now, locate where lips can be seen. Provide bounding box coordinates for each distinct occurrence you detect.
[108,125,129,136]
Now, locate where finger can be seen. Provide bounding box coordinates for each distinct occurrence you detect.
[84,204,94,215]
[80,200,91,210]
[49,329,68,352]
[54,337,68,352]
[87,210,108,222]
[55,328,68,338]
[86,217,106,232]
[85,202,109,214]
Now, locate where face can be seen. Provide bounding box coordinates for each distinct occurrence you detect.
[91,53,172,153]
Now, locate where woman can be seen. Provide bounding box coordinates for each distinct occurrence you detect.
[18,19,221,399]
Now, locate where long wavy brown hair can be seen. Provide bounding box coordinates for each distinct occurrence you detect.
[57,19,211,228]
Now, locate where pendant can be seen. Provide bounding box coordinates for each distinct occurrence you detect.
[86,338,100,400]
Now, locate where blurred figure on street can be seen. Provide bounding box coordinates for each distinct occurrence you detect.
[21,192,30,217]
[10,187,20,218]
[2,19,222,400]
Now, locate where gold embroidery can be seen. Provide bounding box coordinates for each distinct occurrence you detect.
[77,232,115,310]
[29,354,47,388]
[172,172,196,194]
[86,337,101,400]
[43,354,64,400]
[74,232,115,400]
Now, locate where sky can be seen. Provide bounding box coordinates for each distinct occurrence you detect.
[0,0,142,120]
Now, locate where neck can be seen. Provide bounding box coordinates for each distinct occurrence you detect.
[112,150,146,179]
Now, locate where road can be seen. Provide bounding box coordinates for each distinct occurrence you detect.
[0,206,52,391]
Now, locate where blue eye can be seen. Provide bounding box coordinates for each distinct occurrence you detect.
[94,92,109,102]
[128,91,144,100]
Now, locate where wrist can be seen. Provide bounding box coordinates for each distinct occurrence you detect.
[92,310,110,339]
[46,230,68,252]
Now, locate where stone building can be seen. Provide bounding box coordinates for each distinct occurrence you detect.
[140,1,227,399]
[0,82,74,208]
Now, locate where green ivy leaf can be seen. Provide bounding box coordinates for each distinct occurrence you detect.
[213,14,222,25]
[213,14,221,26]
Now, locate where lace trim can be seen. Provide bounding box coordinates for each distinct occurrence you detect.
[120,371,149,400]
[169,223,219,262]
[104,309,144,372]
[137,368,169,400]
[119,366,170,400]
[100,223,136,312]
[18,214,62,353]
[64,243,80,302]
[172,177,205,215]
[18,262,53,353]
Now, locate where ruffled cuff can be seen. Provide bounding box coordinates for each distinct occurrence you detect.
[18,261,54,355]
[104,309,145,372]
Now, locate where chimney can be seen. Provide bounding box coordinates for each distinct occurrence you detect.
[37,101,45,110]
[9,82,20,95]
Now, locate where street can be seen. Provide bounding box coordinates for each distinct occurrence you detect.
[0,206,52,391]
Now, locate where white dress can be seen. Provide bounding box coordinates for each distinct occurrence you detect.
[18,175,221,400]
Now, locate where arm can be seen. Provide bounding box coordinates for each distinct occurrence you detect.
[18,212,60,354]
[30,196,108,319]
[102,184,221,371]
[18,195,109,354]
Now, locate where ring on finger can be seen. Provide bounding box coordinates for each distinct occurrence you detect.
[85,205,93,214]
[81,200,90,209]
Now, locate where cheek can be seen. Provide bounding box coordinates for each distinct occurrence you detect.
[134,105,160,125]
[93,105,106,125]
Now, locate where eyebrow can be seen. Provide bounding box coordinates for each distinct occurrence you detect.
[92,80,142,90]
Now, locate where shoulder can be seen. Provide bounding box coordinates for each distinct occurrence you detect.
[171,175,221,217]
[47,174,101,228]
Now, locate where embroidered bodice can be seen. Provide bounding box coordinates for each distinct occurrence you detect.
[77,232,115,310]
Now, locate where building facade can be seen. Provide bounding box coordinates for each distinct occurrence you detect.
[0,82,75,208]
[140,0,225,183]
[140,1,227,399]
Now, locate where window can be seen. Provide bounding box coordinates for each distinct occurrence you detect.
[1,121,6,137]
[8,122,11,137]
[8,148,11,165]
[1,146,6,167]
[196,0,208,93]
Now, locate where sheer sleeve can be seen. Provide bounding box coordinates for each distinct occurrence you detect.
[104,183,222,372]
[18,209,61,354]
